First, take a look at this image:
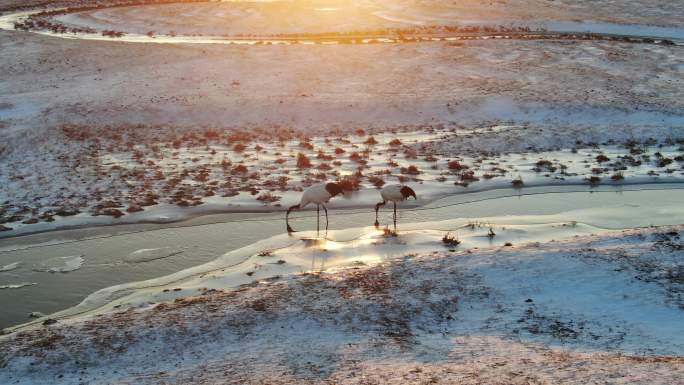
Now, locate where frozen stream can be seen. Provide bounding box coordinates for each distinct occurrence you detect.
[545,20,684,41]
[1,184,683,330]
[1,9,683,44]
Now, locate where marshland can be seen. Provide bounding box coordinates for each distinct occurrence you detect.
[0,0,683,384]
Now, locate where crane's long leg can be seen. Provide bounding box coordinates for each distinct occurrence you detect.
[322,204,329,231]
[374,201,386,227]
[393,202,397,231]
[316,204,320,234]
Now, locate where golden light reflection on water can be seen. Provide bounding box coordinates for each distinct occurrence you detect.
[297,231,392,272]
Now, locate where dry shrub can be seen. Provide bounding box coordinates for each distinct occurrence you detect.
[368,175,385,188]
[400,165,421,175]
[596,154,610,162]
[297,153,312,168]
[299,141,314,150]
[317,150,334,161]
[203,129,221,140]
[448,160,466,170]
[256,192,281,203]
[232,164,248,174]
[459,170,479,182]
[349,152,364,162]
[337,175,361,191]
[364,136,378,145]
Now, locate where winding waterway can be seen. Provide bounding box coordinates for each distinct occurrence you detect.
[1,8,683,45]
[1,184,683,330]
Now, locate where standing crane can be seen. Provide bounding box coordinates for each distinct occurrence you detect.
[374,184,417,228]
[286,182,344,233]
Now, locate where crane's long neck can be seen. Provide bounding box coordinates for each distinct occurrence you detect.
[287,204,300,216]
[286,204,301,233]
[374,201,386,227]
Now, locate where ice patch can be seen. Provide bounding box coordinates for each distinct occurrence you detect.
[0,282,36,289]
[546,20,684,41]
[0,262,20,272]
[33,255,84,273]
[0,101,39,120]
[123,247,184,263]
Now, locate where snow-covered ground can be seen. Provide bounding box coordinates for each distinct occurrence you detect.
[1,226,682,384]
[0,1,683,382]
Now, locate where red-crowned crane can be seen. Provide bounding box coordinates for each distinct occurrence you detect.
[374,184,417,228]
[286,182,344,233]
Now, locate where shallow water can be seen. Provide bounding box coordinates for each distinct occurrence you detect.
[546,20,684,40]
[1,184,683,329]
